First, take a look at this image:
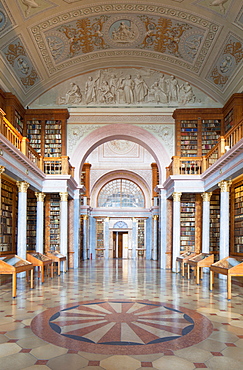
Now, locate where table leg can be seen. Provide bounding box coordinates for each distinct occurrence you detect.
[41,266,44,284]
[196,266,200,285]
[58,261,60,275]
[12,272,17,298]
[30,269,34,289]
[51,263,53,278]
[188,264,190,279]
[227,275,231,300]
[64,260,67,273]
[182,262,185,277]
[210,270,214,291]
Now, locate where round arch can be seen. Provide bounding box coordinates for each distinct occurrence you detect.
[90,170,151,209]
[70,123,171,185]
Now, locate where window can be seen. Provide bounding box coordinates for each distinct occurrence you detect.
[98,179,144,208]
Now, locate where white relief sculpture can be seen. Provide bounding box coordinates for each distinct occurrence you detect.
[120,75,135,104]
[47,37,64,60]
[22,0,39,16]
[16,57,29,74]
[179,82,196,104]
[85,76,98,104]
[134,74,148,103]
[57,69,200,107]
[58,82,82,104]
[185,36,202,58]
[210,0,229,13]
[167,75,179,102]
[112,21,136,43]
[219,56,233,73]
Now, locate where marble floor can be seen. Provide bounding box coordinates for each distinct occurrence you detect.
[0,259,243,370]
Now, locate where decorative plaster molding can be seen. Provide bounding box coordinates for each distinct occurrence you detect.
[35,192,46,202]
[16,181,29,193]
[172,192,182,201]
[218,180,232,192]
[201,192,212,202]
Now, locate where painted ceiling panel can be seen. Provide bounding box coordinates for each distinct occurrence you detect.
[0,0,242,107]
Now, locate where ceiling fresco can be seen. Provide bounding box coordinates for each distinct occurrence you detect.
[0,0,242,107]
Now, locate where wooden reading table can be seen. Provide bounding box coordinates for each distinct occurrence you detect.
[210,257,243,300]
[27,252,53,283]
[176,251,197,277]
[0,255,34,298]
[46,251,67,275]
[187,253,214,285]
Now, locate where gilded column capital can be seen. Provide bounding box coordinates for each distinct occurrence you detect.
[172,192,182,202]
[153,215,158,220]
[218,180,232,192]
[35,192,46,202]
[83,215,88,220]
[60,192,68,201]
[0,166,5,175]
[201,192,212,202]
[16,181,29,193]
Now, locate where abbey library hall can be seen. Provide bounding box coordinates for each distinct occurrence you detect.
[0,0,243,369]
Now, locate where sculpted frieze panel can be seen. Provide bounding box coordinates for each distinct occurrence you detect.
[33,68,218,108]
[196,0,231,16]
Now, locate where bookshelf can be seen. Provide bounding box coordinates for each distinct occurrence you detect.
[210,191,220,258]
[26,120,42,155]
[45,193,60,253]
[96,218,104,258]
[24,109,69,157]
[180,120,198,157]
[0,177,17,254]
[50,194,60,252]
[202,120,221,156]
[44,120,62,157]
[4,92,25,135]
[180,194,196,253]
[232,183,243,255]
[27,189,37,252]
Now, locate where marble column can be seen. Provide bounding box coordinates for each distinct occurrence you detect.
[89,216,96,260]
[73,189,80,268]
[132,218,137,259]
[35,192,45,254]
[218,180,232,261]
[146,217,152,260]
[83,215,88,260]
[60,192,68,269]
[159,189,167,269]
[16,181,29,260]
[152,215,158,261]
[104,217,109,259]
[201,192,212,254]
[172,192,182,272]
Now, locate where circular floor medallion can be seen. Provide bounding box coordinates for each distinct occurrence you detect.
[31,300,213,355]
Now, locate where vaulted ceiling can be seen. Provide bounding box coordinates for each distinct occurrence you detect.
[0,0,242,107]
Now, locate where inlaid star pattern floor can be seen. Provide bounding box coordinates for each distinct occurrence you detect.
[0,259,243,370]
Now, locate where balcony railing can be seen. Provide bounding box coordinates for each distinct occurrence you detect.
[0,109,74,176]
[166,118,243,178]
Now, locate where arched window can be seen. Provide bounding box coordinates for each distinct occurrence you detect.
[98,179,145,208]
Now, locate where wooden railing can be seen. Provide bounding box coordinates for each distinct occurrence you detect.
[42,156,74,176]
[166,118,243,178]
[0,109,74,176]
